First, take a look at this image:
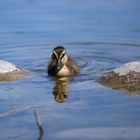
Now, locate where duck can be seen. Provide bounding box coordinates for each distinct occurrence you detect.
[48,46,79,76]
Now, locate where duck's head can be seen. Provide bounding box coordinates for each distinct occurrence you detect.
[51,46,68,71]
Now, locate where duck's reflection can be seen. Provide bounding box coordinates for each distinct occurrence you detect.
[53,77,69,103]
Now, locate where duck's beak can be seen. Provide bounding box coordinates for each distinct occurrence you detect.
[57,59,61,70]
[57,59,61,66]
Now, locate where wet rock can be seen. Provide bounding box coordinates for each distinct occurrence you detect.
[0,60,29,82]
[97,61,140,93]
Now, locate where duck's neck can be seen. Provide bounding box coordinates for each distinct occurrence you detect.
[56,64,70,76]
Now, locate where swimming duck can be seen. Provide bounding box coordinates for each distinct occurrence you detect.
[48,46,79,76]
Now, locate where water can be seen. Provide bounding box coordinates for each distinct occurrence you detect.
[0,0,140,140]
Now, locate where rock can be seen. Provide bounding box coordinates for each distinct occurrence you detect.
[0,60,29,82]
[113,61,140,76]
[97,61,140,93]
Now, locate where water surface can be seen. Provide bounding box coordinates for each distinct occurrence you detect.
[0,0,140,140]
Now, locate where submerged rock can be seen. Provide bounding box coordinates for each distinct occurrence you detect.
[0,60,29,82]
[97,61,140,93]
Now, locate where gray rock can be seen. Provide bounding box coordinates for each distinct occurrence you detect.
[0,60,29,82]
[113,61,140,76]
[97,61,140,93]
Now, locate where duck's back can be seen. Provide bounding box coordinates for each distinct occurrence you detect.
[66,58,79,75]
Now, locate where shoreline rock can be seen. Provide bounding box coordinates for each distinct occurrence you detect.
[0,60,29,82]
[97,61,140,93]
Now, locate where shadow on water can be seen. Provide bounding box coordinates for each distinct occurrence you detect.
[34,111,44,140]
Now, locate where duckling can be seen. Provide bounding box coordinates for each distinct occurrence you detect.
[48,46,79,76]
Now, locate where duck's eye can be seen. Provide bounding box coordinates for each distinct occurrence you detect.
[61,53,65,59]
[52,54,57,60]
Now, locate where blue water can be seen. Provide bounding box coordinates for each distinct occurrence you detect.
[0,0,140,140]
